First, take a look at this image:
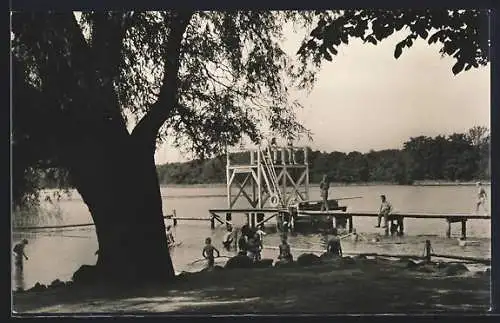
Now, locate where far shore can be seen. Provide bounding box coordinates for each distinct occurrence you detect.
[159,180,491,189]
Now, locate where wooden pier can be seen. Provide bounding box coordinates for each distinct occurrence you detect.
[209,208,490,239]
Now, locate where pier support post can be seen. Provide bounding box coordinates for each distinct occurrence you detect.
[210,215,215,229]
[250,213,256,228]
[446,219,451,238]
[348,216,353,233]
[461,220,467,239]
[424,240,432,263]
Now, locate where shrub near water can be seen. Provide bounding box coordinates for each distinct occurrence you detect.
[12,202,64,228]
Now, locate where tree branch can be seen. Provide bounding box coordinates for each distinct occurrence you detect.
[131,11,193,152]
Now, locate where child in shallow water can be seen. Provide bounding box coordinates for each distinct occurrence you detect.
[278,236,293,263]
[202,237,220,268]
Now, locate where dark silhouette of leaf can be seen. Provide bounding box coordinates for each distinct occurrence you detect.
[452,60,465,75]
[394,42,403,59]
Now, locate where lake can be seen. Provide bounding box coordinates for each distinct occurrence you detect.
[11,184,491,291]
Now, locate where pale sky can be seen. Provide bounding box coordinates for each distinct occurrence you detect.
[155,25,490,164]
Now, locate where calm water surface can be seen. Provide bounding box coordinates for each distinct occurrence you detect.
[12,185,491,291]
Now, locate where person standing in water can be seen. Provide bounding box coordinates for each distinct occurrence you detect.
[319,174,330,211]
[376,195,393,228]
[223,225,234,250]
[475,182,488,214]
[166,225,175,246]
[326,228,343,257]
[13,239,28,269]
[278,235,293,263]
[202,237,220,269]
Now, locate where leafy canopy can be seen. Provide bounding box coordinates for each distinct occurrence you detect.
[297,9,490,75]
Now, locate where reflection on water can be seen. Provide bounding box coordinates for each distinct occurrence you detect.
[12,185,491,290]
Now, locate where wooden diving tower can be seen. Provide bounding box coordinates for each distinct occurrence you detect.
[209,144,310,229]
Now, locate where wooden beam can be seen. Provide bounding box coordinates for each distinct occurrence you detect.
[299,211,490,220]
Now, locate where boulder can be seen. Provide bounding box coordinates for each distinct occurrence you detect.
[297,253,322,267]
[274,260,296,268]
[319,252,342,265]
[341,256,356,265]
[72,265,99,285]
[29,282,47,292]
[443,263,469,276]
[49,279,65,289]
[354,254,367,260]
[417,264,437,273]
[254,258,274,268]
[225,255,254,269]
[405,260,420,269]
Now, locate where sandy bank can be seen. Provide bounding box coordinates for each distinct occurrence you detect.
[13,257,490,314]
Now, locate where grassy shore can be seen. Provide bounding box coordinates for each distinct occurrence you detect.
[13,258,490,314]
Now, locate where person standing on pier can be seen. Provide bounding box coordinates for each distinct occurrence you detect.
[270,137,278,163]
[287,135,297,165]
[319,174,330,211]
[376,195,392,228]
[13,239,29,269]
[475,182,488,214]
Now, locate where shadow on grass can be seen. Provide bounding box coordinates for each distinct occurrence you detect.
[13,262,490,314]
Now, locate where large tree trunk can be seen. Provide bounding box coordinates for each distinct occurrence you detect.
[71,130,175,283]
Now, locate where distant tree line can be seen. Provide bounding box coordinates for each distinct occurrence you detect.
[156,126,490,185]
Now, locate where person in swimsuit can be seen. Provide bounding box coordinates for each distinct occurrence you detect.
[319,174,330,211]
[476,182,488,214]
[376,195,392,228]
[13,239,28,269]
[326,228,343,257]
[166,225,175,246]
[278,236,293,263]
[202,237,220,269]
[222,225,234,250]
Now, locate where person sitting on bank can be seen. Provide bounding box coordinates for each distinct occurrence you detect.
[202,237,220,269]
[326,228,343,257]
[223,225,234,250]
[376,195,392,228]
[319,174,330,211]
[13,239,29,269]
[278,236,293,263]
